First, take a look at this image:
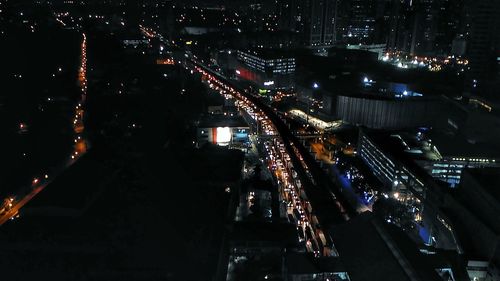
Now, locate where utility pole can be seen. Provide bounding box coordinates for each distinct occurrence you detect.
[306,98,310,126]
[308,82,319,127]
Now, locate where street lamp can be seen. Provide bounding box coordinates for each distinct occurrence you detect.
[308,82,319,126]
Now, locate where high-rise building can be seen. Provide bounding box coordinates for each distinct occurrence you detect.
[372,0,395,45]
[334,0,400,45]
[276,0,337,48]
[386,0,416,53]
[465,0,500,97]
[306,0,337,47]
[385,0,465,56]
[409,0,464,56]
[433,0,465,56]
[410,0,437,55]
[276,0,298,31]
[343,0,376,43]
[235,49,296,89]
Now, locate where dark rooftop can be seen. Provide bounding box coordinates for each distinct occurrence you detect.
[0,144,234,281]
[285,253,346,275]
[198,114,249,128]
[428,130,500,158]
[238,49,295,60]
[177,146,244,183]
[230,221,299,247]
[465,168,500,204]
[329,213,411,281]
[21,149,112,212]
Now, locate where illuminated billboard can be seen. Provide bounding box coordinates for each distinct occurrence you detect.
[216,127,231,145]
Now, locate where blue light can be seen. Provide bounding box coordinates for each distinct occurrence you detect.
[418,225,431,245]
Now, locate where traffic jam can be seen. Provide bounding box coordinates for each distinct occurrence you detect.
[190,62,334,257]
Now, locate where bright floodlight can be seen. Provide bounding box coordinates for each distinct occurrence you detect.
[363,77,369,83]
[216,127,231,144]
[313,82,319,89]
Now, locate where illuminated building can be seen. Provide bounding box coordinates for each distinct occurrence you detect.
[343,0,376,43]
[359,127,500,188]
[196,115,250,148]
[358,129,463,252]
[236,49,295,75]
[358,127,500,280]
[236,49,296,90]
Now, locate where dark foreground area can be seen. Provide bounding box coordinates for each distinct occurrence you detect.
[0,28,241,281]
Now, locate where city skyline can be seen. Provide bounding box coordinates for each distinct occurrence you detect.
[0,0,499,280]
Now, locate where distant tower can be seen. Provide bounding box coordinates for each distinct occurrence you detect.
[390,0,466,56]
[277,0,337,48]
[465,0,500,97]
[410,0,438,55]
[277,0,304,32]
[433,0,465,56]
[303,0,337,48]
[386,0,416,53]
[163,0,175,40]
[372,0,396,45]
[345,0,376,44]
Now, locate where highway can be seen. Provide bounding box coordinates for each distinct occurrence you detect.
[190,60,356,222]
[200,70,336,256]
[185,56,357,256]
[147,25,357,254]
[139,25,349,255]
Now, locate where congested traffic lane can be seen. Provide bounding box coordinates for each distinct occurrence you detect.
[140,24,355,252]
[203,72,333,256]
[262,138,332,256]
[189,60,359,256]
[232,94,330,255]
[190,60,355,225]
